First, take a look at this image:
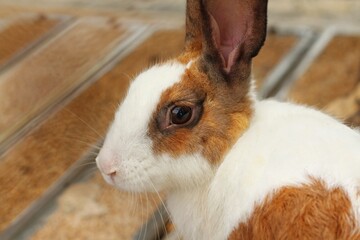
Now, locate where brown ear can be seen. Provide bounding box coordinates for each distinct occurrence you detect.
[199,0,268,84]
[184,0,203,54]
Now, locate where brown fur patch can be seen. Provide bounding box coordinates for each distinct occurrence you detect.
[229,179,360,240]
[177,0,203,64]
[148,62,252,164]
[177,50,201,65]
[183,0,203,53]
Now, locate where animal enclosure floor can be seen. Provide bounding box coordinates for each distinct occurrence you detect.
[0,3,359,240]
[0,14,60,67]
[0,17,126,145]
[288,35,360,109]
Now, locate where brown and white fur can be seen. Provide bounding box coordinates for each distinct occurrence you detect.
[96,0,360,239]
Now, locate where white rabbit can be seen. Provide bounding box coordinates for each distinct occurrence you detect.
[96,0,360,239]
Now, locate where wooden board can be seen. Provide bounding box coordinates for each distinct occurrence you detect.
[287,35,360,108]
[0,14,62,67]
[254,34,298,89]
[0,17,126,147]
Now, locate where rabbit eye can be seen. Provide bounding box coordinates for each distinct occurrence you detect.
[157,100,203,133]
[170,106,192,125]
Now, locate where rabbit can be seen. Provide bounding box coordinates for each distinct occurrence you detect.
[96,0,360,239]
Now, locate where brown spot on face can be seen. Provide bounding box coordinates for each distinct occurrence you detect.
[229,179,360,240]
[148,62,252,164]
[147,0,269,163]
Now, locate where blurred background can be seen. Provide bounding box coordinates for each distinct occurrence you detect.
[0,0,359,239]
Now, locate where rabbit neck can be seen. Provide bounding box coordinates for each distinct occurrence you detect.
[167,181,229,240]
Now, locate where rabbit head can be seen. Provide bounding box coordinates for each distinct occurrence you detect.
[96,0,268,193]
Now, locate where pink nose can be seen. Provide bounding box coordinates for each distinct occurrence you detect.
[96,151,118,176]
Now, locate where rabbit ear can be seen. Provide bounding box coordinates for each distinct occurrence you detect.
[199,0,268,83]
[183,0,203,54]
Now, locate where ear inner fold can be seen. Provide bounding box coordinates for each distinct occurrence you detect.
[207,0,247,70]
[202,0,268,75]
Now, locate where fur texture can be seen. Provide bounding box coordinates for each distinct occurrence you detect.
[96,0,360,239]
[228,179,360,240]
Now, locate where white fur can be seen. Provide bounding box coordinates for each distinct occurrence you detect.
[97,62,360,239]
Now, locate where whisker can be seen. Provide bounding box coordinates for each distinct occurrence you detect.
[77,167,98,181]
[147,179,181,240]
[128,179,140,218]
[86,152,101,158]
[128,188,136,216]
[111,103,119,113]
[119,72,132,82]
[137,179,149,240]
[144,190,151,240]
[74,161,97,169]
[149,193,164,240]
[130,190,138,218]
[58,135,102,150]
[63,108,104,139]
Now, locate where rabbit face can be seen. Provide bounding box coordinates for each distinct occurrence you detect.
[96,59,253,193]
[96,62,198,192]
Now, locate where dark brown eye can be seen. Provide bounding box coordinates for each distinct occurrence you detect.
[170,106,192,125]
[156,100,203,133]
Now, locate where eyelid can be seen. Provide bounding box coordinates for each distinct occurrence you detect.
[157,101,204,134]
[167,100,196,108]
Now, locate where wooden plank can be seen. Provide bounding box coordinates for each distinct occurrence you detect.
[0,17,126,149]
[0,14,65,68]
[287,35,360,108]
[254,33,298,89]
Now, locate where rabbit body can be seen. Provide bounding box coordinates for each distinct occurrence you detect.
[166,99,360,240]
[98,61,360,239]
